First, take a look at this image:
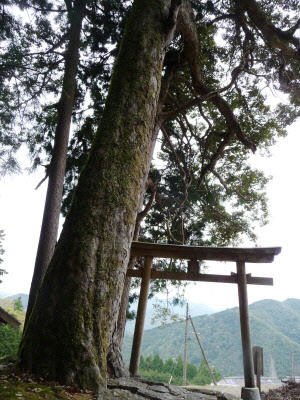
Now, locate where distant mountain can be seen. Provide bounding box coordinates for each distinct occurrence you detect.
[125,297,218,333]
[0,293,29,309]
[122,298,300,379]
[0,291,12,298]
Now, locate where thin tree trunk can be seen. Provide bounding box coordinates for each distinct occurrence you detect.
[25,0,86,324]
[18,0,181,391]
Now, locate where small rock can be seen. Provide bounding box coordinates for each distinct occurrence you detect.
[32,387,42,393]
[147,385,169,393]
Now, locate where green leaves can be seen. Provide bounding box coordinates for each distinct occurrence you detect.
[0,230,6,283]
[0,325,22,358]
[13,297,24,313]
[138,353,221,385]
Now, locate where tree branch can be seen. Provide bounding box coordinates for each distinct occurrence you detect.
[177,0,257,153]
[212,170,246,201]
[236,0,300,61]
[207,13,236,27]
[133,181,157,239]
[198,131,234,185]
[161,125,188,185]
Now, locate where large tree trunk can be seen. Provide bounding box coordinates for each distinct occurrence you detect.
[109,56,179,371]
[25,0,86,324]
[18,0,181,391]
[107,115,164,376]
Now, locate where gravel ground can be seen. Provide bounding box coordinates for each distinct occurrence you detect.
[185,384,282,398]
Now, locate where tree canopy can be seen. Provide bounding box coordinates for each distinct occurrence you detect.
[1,0,298,248]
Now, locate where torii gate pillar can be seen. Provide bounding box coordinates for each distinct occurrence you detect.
[236,261,261,399]
[129,256,153,376]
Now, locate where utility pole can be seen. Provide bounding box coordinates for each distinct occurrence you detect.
[189,315,217,385]
[292,345,295,381]
[183,303,189,386]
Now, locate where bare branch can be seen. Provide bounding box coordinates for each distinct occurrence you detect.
[44,31,71,54]
[161,125,187,185]
[198,131,234,185]
[207,13,236,27]
[212,170,246,201]
[166,210,184,244]
[133,181,157,239]
[35,164,51,190]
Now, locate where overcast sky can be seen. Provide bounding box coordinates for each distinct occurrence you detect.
[0,120,299,312]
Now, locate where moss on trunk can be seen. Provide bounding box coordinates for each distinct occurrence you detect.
[18,0,181,392]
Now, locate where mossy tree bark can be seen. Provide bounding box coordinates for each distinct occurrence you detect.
[18,0,181,391]
[108,116,164,376]
[110,54,178,368]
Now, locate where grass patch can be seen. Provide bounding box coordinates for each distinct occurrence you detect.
[0,380,68,399]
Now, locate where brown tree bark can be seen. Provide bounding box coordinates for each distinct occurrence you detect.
[18,0,181,391]
[107,179,158,377]
[235,0,300,61]
[107,65,178,374]
[25,0,87,325]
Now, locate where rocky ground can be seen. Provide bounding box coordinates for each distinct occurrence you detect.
[102,377,238,399]
[0,356,238,400]
[261,381,300,400]
[2,357,300,399]
[99,380,300,400]
[0,373,238,400]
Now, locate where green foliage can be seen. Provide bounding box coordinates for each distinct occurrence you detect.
[0,230,5,264]
[13,297,24,313]
[150,299,184,326]
[123,299,300,379]
[0,269,6,285]
[1,0,292,243]
[0,230,7,283]
[193,360,222,386]
[0,325,22,358]
[1,0,297,256]
[138,354,220,386]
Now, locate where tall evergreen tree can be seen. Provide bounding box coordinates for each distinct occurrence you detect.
[25,0,88,326]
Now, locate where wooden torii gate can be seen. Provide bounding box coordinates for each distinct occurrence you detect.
[127,241,281,400]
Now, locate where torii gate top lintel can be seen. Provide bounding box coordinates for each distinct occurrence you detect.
[130,241,281,263]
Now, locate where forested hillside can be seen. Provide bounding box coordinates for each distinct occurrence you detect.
[123,299,300,379]
[0,294,28,310]
[125,298,217,333]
